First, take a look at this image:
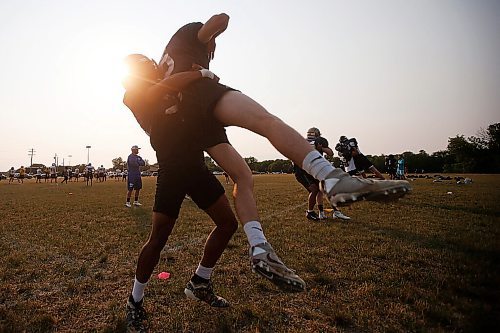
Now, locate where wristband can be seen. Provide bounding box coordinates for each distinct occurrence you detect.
[199,69,215,79]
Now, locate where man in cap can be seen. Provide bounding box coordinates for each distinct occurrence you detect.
[126,145,146,207]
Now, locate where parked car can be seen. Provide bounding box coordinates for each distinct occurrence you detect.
[141,171,152,177]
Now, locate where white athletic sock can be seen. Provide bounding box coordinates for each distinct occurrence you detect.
[132,277,148,303]
[243,221,267,247]
[195,264,213,281]
[302,150,335,181]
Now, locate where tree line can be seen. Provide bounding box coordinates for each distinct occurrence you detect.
[207,123,499,174]
[110,123,499,175]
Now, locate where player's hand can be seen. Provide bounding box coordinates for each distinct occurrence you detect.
[191,64,219,82]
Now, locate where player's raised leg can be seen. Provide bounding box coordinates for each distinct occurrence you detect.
[213,91,411,206]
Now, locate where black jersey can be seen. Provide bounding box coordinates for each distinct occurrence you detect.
[123,84,205,169]
[159,22,209,78]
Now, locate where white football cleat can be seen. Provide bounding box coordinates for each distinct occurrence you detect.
[322,169,411,206]
[333,210,351,220]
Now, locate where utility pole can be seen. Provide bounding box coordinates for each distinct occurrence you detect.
[86,146,91,164]
[28,148,36,174]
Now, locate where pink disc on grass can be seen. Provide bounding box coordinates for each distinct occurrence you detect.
[158,272,170,280]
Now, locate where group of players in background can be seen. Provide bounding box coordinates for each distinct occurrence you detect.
[5,163,128,185]
[293,127,408,222]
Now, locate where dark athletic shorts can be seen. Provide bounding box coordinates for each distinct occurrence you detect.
[294,167,319,191]
[347,155,373,176]
[127,175,143,191]
[153,163,225,219]
[179,78,236,149]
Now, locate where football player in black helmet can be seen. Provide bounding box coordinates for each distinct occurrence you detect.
[336,137,385,180]
[294,128,351,221]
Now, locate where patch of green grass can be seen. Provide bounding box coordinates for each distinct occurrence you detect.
[1,174,499,332]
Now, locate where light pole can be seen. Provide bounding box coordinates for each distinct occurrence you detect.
[68,155,72,167]
[86,146,91,164]
[28,148,36,174]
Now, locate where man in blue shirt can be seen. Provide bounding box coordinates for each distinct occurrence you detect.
[396,155,406,180]
[126,145,146,207]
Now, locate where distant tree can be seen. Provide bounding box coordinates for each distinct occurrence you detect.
[112,157,124,170]
[74,164,87,173]
[445,135,479,172]
[267,159,293,173]
[255,160,274,173]
[485,123,500,153]
[244,157,259,171]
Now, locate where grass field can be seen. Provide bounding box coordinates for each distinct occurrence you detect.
[1,174,499,332]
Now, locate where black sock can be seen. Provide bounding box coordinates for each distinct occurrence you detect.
[318,204,324,212]
[191,274,209,285]
[134,196,139,202]
[126,198,131,203]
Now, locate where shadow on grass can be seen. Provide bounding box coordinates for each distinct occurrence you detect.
[129,207,152,228]
[356,221,500,330]
[357,222,500,266]
[401,201,500,217]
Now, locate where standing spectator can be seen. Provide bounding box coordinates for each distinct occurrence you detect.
[385,154,397,180]
[61,168,69,184]
[294,128,350,221]
[8,167,15,183]
[396,155,406,180]
[115,169,122,182]
[74,167,80,182]
[18,166,26,183]
[84,163,94,186]
[43,166,50,182]
[122,169,128,182]
[36,168,42,183]
[98,165,106,182]
[125,145,145,207]
[49,163,57,183]
[222,171,230,185]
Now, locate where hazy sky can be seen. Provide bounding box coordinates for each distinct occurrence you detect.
[1,0,499,171]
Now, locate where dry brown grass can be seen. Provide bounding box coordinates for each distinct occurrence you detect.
[0,174,499,332]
